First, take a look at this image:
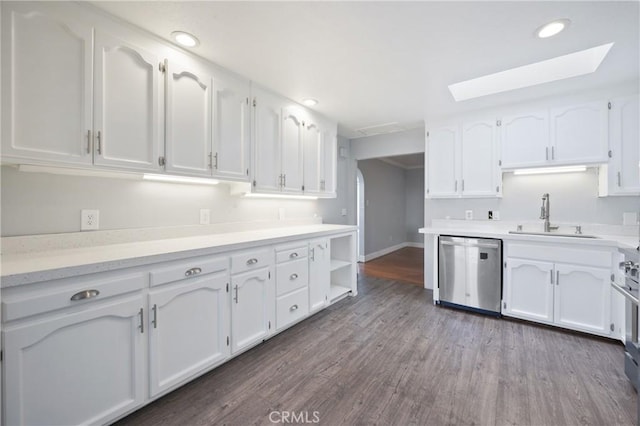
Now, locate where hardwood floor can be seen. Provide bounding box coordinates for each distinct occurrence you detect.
[116,275,637,426]
[358,247,424,286]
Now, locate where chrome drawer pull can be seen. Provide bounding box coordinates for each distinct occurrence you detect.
[246,258,258,265]
[290,304,299,311]
[290,273,299,280]
[289,252,299,259]
[70,289,100,301]
[185,267,202,277]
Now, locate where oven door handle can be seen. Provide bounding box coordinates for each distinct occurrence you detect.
[611,282,639,306]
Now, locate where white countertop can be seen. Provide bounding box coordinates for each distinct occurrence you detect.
[0,224,356,288]
[419,220,638,251]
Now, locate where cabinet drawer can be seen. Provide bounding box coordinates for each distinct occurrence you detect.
[276,287,309,331]
[231,249,271,275]
[276,258,309,296]
[275,244,308,264]
[149,256,228,287]
[2,271,146,322]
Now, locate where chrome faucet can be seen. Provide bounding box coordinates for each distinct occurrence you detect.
[539,193,559,233]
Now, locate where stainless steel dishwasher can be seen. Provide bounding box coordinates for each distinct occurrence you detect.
[438,236,502,316]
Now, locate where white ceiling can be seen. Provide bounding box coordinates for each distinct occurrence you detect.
[92,1,639,139]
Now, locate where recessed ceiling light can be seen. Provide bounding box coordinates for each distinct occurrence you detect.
[302,98,318,107]
[171,31,199,48]
[448,42,613,101]
[536,19,571,39]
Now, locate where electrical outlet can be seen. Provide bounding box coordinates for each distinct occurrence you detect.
[81,209,99,231]
[465,210,473,220]
[341,208,347,216]
[199,209,210,225]
[279,208,285,220]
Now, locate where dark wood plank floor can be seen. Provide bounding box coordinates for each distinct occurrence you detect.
[116,275,637,426]
[359,247,424,286]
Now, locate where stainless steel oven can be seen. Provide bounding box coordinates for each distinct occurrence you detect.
[613,246,640,391]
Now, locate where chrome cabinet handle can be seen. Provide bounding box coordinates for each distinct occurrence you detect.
[290,304,299,311]
[71,289,100,301]
[86,130,92,154]
[617,171,622,187]
[461,179,465,191]
[214,152,219,169]
[550,270,554,285]
[289,252,299,259]
[283,174,287,187]
[556,270,560,286]
[185,267,202,277]
[310,247,315,261]
[152,304,158,329]
[290,273,299,280]
[208,152,213,169]
[234,285,239,304]
[551,146,555,160]
[454,180,458,191]
[546,147,549,160]
[246,258,258,266]
[96,130,102,154]
[138,308,144,334]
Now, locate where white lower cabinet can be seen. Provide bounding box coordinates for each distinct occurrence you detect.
[503,242,614,337]
[230,266,274,354]
[148,272,230,397]
[3,295,146,426]
[309,238,330,313]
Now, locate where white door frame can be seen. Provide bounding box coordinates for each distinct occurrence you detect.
[356,168,365,262]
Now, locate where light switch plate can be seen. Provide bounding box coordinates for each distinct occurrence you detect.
[493,211,500,220]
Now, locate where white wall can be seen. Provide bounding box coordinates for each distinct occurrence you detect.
[405,168,425,243]
[351,128,424,160]
[0,136,355,236]
[424,168,639,226]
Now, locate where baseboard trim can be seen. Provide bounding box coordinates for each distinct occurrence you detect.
[363,241,423,262]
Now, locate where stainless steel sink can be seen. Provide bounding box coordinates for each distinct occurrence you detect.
[508,230,599,239]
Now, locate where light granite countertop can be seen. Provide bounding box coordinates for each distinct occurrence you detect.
[0,223,356,288]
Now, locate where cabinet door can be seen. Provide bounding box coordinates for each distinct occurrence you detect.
[550,101,608,165]
[309,238,330,313]
[554,263,611,335]
[230,267,273,354]
[281,107,305,193]
[426,125,459,197]
[609,95,640,195]
[322,128,338,196]
[148,273,230,397]
[252,88,283,192]
[165,61,213,177]
[1,4,93,165]
[504,258,554,324]
[461,120,499,196]
[3,295,145,426]
[94,31,160,171]
[303,120,322,194]
[500,111,549,168]
[212,75,251,181]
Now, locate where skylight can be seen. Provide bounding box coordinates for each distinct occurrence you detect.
[448,43,614,101]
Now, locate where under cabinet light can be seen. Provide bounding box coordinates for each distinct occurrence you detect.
[448,43,613,101]
[142,174,219,185]
[244,193,318,200]
[512,165,587,175]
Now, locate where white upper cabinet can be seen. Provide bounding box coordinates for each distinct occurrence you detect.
[550,101,608,164]
[212,74,251,181]
[93,31,160,171]
[427,120,501,198]
[303,119,323,194]
[281,107,305,193]
[607,94,640,195]
[426,125,458,197]
[501,101,609,170]
[1,4,93,165]
[461,120,500,196]
[164,61,213,177]
[501,111,549,168]
[252,87,283,192]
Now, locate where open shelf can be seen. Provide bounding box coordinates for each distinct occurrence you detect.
[329,284,351,302]
[330,259,351,272]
